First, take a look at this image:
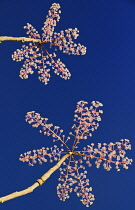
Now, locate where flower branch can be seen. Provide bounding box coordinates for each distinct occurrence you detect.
[0,3,86,85]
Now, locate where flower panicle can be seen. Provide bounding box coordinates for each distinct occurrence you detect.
[53,28,86,55]
[57,159,78,201]
[42,3,61,42]
[81,139,132,171]
[74,164,95,207]
[57,160,94,207]
[52,56,71,80]
[19,145,64,166]
[71,101,103,141]
[24,23,40,39]
[25,111,67,144]
[12,44,39,62]
[12,43,41,79]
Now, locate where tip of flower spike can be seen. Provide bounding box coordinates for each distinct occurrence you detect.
[51,3,61,9]
[91,101,103,107]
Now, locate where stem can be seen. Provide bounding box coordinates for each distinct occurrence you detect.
[0,36,62,47]
[0,36,41,43]
[0,36,76,50]
[0,153,71,203]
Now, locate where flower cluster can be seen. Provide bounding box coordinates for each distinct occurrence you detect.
[19,145,64,166]
[76,139,132,171]
[12,3,86,85]
[25,111,70,146]
[42,3,61,42]
[70,101,103,150]
[24,23,40,39]
[20,100,132,207]
[72,100,103,138]
[53,28,86,55]
[57,161,94,207]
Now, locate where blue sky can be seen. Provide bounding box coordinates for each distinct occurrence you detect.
[0,0,135,209]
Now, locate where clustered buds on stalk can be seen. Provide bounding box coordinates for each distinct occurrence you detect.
[19,100,132,207]
[71,100,103,142]
[19,145,64,166]
[77,139,132,171]
[12,3,86,85]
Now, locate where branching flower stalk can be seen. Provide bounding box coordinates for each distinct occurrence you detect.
[0,3,86,85]
[0,100,132,206]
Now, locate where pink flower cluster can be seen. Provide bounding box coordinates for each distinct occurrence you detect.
[73,100,103,137]
[42,3,61,42]
[53,28,86,55]
[20,100,132,207]
[24,23,40,39]
[71,101,103,150]
[19,145,64,166]
[12,3,86,85]
[78,139,132,171]
[25,111,69,144]
[57,162,94,207]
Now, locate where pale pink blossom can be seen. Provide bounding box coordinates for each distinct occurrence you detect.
[20,101,132,207]
[12,3,86,85]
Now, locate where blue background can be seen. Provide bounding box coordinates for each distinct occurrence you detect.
[0,0,135,209]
